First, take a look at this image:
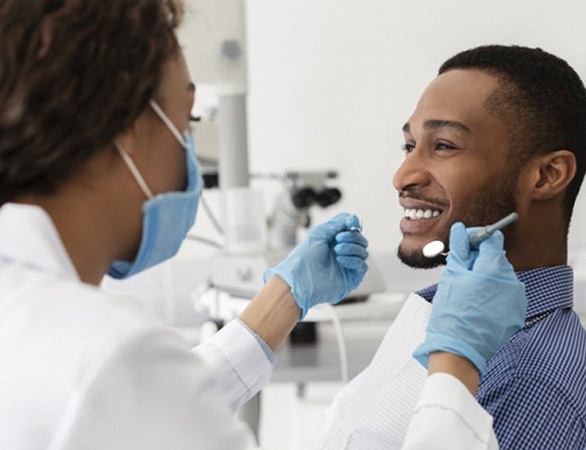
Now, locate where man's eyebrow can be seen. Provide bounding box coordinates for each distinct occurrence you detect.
[187,82,196,93]
[402,119,471,134]
[424,119,470,132]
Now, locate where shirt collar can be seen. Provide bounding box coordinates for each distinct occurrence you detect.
[516,266,573,318]
[416,266,574,320]
[0,203,79,280]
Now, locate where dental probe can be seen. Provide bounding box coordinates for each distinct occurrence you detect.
[422,212,518,258]
[468,212,518,246]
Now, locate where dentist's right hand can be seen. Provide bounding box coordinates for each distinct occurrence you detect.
[264,213,369,320]
[413,222,527,378]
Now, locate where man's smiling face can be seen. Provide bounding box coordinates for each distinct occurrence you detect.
[394,69,518,268]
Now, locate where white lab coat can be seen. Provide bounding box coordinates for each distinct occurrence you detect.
[0,203,262,449]
[0,203,497,449]
[403,373,497,450]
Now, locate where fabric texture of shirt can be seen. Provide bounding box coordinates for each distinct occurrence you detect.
[0,203,268,449]
[418,266,586,449]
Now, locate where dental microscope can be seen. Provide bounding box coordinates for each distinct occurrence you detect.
[209,170,344,300]
[267,170,342,250]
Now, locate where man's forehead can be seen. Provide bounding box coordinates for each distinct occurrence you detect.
[422,69,499,106]
[405,69,501,132]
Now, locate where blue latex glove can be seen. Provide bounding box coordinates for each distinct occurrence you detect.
[413,222,527,378]
[264,213,369,320]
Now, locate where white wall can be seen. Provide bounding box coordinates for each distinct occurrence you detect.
[180,0,586,255]
[253,0,586,253]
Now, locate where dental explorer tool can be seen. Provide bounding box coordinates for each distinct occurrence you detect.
[422,212,518,258]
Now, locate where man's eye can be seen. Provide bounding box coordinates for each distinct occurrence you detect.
[435,142,455,151]
[401,143,415,153]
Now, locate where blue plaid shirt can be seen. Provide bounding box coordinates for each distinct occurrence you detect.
[417,266,586,449]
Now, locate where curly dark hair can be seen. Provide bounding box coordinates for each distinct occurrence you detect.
[439,45,586,227]
[0,0,184,204]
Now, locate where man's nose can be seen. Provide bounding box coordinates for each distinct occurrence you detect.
[392,148,431,192]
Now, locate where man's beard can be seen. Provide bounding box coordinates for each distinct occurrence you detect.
[397,177,518,269]
[398,246,447,269]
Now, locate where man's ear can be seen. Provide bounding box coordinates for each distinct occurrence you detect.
[528,150,576,201]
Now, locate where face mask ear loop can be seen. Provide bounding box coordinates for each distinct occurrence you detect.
[114,140,154,199]
[149,99,187,147]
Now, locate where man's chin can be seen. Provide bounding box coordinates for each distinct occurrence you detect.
[397,246,446,269]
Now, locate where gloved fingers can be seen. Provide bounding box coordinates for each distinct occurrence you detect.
[336,255,368,272]
[445,222,473,269]
[309,213,356,240]
[478,228,505,250]
[335,230,368,247]
[344,214,361,230]
[334,242,369,259]
[473,230,514,275]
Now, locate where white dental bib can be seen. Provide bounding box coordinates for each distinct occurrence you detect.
[315,292,432,449]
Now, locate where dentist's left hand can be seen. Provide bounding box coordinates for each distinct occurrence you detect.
[264,213,369,319]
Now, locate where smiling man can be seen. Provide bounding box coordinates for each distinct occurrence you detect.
[316,45,586,449]
[397,71,518,270]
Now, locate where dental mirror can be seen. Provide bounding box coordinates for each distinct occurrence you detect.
[422,240,446,258]
[422,212,518,259]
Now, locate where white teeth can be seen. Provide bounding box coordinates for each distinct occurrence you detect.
[404,208,441,220]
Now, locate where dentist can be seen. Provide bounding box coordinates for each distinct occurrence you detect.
[0,0,525,448]
[0,0,367,447]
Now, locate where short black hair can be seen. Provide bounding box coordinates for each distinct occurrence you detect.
[439,45,586,227]
[0,0,183,204]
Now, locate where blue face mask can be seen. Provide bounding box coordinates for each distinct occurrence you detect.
[108,100,203,279]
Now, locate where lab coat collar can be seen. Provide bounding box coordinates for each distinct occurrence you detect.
[0,203,80,280]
